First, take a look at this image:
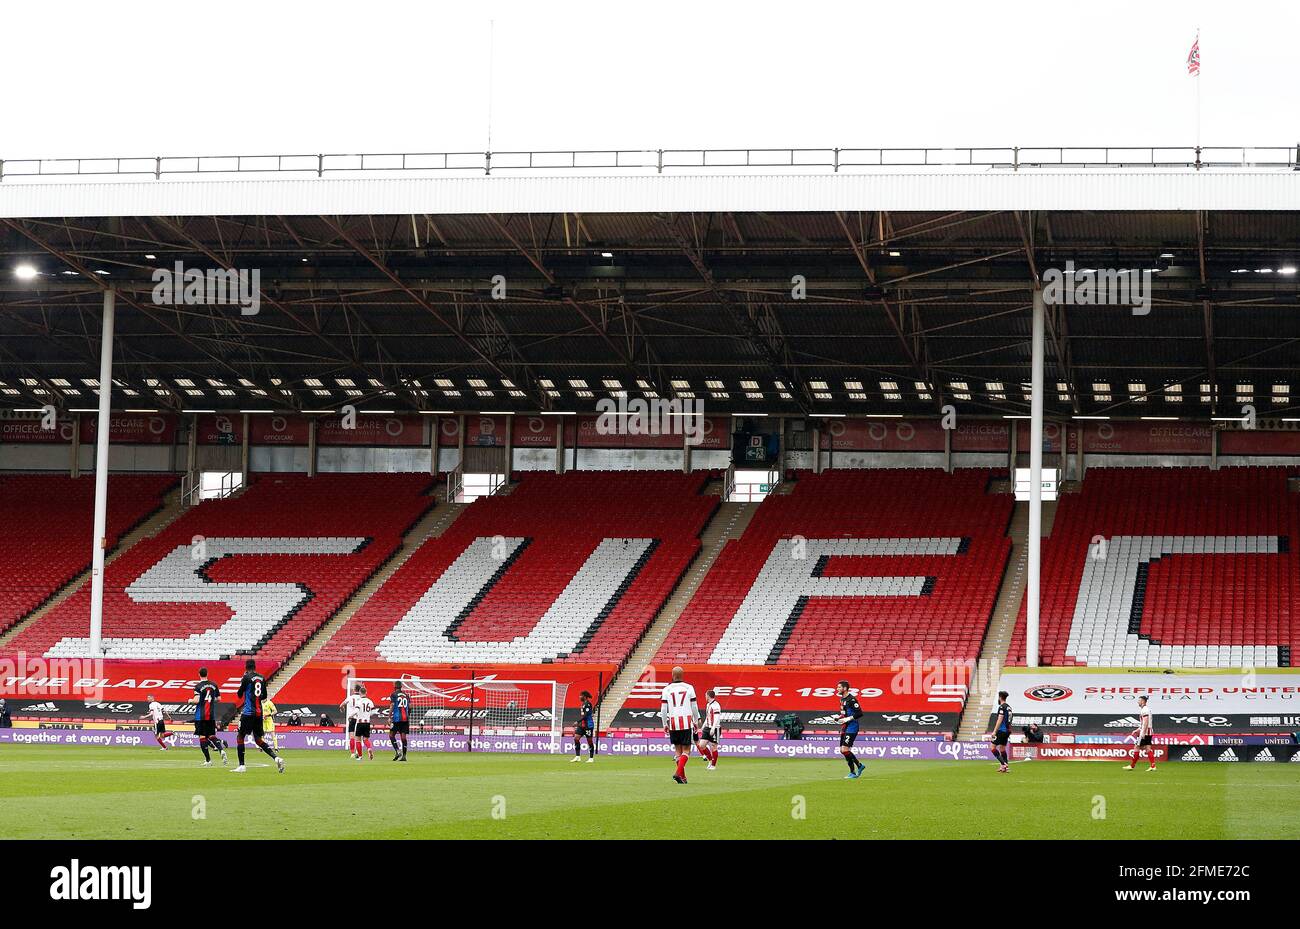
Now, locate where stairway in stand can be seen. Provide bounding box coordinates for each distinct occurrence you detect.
[598,497,760,727]
[955,495,1059,741]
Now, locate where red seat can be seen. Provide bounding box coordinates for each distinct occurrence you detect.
[1007,467,1299,667]
[0,473,176,636]
[657,469,1012,666]
[318,471,716,666]
[4,473,433,673]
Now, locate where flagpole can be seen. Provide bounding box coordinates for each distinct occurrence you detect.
[1193,27,1201,152]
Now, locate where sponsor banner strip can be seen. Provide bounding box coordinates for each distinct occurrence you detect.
[998,672,1300,717]
[1010,744,1170,762]
[0,729,993,760]
[1167,744,1300,762]
[10,729,1293,760]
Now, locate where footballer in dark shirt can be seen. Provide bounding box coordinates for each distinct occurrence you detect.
[233,658,284,774]
[192,666,228,766]
[991,690,1013,773]
[571,690,596,763]
[387,682,411,762]
[836,680,866,780]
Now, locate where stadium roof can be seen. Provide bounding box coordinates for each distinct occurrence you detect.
[2,148,1299,421]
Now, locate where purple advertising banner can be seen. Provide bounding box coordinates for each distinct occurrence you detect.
[6,730,1290,760]
[0,728,987,759]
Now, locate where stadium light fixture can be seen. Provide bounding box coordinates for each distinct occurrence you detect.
[1280,266,1297,275]
[144,254,157,260]
[125,408,159,413]
[13,263,38,280]
[1072,415,1110,420]
[182,408,216,413]
[1140,416,1179,421]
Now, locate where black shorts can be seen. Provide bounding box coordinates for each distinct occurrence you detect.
[840,730,858,748]
[697,727,719,744]
[194,719,216,737]
[668,728,694,747]
[347,718,355,734]
[993,730,1010,746]
[355,722,372,738]
[154,720,167,736]
[390,721,409,735]
[574,722,592,738]
[237,715,265,741]
[1138,735,1153,747]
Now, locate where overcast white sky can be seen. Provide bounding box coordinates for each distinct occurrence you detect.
[6,1,1296,158]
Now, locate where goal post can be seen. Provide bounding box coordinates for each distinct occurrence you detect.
[342,675,571,753]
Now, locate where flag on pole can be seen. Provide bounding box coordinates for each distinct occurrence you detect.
[1187,34,1201,76]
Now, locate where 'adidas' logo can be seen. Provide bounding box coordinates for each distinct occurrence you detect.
[1106,716,1140,728]
[1255,749,1275,762]
[1182,748,1202,762]
[21,702,58,712]
[1219,748,1238,763]
[1291,752,1300,763]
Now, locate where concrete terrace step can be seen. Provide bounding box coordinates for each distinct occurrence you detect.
[955,497,1057,741]
[599,497,760,726]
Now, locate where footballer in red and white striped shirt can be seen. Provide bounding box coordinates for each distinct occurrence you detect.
[694,690,722,770]
[660,666,699,784]
[1124,696,1157,771]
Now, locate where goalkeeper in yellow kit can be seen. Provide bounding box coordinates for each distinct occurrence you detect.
[262,698,279,751]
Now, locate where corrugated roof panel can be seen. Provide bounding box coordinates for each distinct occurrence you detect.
[7,170,1300,218]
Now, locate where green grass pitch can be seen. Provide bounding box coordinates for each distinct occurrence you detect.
[1,745,1296,840]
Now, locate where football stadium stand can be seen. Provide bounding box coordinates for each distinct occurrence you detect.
[2,473,433,668]
[1007,467,1299,668]
[656,469,1014,665]
[315,470,717,666]
[0,473,177,637]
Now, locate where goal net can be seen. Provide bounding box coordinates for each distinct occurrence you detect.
[344,675,571,753]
